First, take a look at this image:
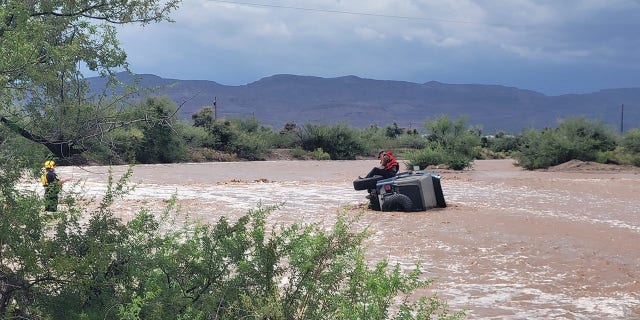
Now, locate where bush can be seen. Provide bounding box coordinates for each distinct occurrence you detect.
[395,132,427,150]
[299,123,367,160]
[404,115,481,170]
[514,128,564,169]
[234,131,270,160]
[358,125,395,155]
[186,147,238,162]
[621,128,640,154]
[111,127,144,163]
[180,124,215,148]
[403,147,446,170]
[0,125,51,170]
[311,147,331,160]
[600,146,640,166]
[404,146,475,170]
[482,132,520,154]
[290,146,307,159]
[134,97,187,164]
[514,117,619,169]
[202,118,277,160]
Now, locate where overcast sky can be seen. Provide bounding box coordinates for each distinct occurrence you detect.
[115,0,640,95]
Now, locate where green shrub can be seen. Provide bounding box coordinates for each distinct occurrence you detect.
[311,147,331,160]
[404,115,481,170]
[0,126,53,169]
[111,127,144,163]
[180,124,214,148]
[201,117,277,160]
[274,121,302,148]
[403,147,446,169]
[234,131,269,160]
[385,122,405,138]
[514,117,619,169]
[136,125,187,163]
[475,146,509,160]
[134,97,187,164]
[514,128,568,169]
[358,125,396,154]
[395,132,427,150]
[482,132,520,154]
[207,119,238,150]
[621,128,640,154]
[290,146,307,159]
[186,147,238,162]
[404,146,476,170]
[600,146,640,166]
[299,123,367,160]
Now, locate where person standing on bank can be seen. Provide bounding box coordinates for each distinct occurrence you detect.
[41,160,69,212]
[364,150,399,179]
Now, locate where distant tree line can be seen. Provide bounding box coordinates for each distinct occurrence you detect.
[4,94,640,171]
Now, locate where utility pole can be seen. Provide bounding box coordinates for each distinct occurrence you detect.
[213,97,217,120]
[620,104,624,133]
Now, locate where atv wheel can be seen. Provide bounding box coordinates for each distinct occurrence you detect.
[353,175,385,191]
[369,193,381,211]
[381,193,414,212]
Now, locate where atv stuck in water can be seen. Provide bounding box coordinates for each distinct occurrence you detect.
[353,170,446,211]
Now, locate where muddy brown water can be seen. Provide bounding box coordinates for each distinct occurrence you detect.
[28,159,640,319]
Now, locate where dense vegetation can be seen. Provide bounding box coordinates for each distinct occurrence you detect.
[4,94,640,171]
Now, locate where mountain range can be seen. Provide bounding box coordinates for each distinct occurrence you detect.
[88,72,640,134]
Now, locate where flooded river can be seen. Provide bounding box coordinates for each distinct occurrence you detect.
[33,159,640,319]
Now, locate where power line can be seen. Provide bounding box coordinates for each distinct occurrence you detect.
[206,0,509,27]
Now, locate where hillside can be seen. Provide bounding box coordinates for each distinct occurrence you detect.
[88,73,640,134]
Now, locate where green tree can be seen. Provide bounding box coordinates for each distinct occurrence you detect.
[134,96,186,163]
[385,122,404,138]
[356,125,391,154]
[1,0,181,162]
[199,117,274,160]
[204,119,235,151]
[109,127,145,163]
[279,121,298,135]
[192,106,214,128]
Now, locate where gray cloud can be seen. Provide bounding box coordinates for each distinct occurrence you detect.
[115,0,640,94]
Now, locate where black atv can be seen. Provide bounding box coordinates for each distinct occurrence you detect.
[353,171,446,212]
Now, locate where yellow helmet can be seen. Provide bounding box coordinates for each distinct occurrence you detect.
[44,160,55,169]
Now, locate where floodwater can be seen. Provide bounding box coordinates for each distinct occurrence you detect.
[24,159,640,319]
